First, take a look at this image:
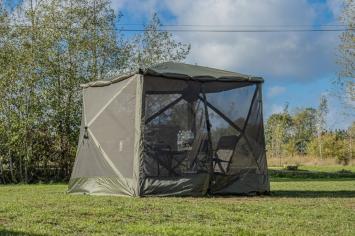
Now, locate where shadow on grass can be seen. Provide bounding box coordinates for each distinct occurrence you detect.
[269,169,355,179]
[0,229,45,236]
[271,178,355,182]
[271,190,355,198]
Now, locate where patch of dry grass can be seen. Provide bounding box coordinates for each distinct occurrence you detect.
[267,155,355,167]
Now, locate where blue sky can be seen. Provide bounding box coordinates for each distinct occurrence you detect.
[113,0,353,130]
[5,0,353,129]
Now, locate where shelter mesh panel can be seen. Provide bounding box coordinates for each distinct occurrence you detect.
[142,79,265,188]
[144,94,209,177]
[206,85,256,130]
[206,84,260,176]
[243,86,267,175]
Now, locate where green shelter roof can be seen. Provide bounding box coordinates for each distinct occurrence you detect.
[145,62,263,82]
[81,62,263,88]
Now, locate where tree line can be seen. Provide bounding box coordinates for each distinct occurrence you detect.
[0,0,190,183]
[265,97,354,165]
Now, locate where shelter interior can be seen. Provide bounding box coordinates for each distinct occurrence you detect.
[143,77,264,189]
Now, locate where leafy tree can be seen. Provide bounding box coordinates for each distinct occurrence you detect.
[129,13,191,70]
[292,108,317,155]
[346,122,355,162]
[265,109,293,161]
[37,0,128,178]
[0,0,191,183]
[283,138,298,157]
[336,0,354,113]
[316,95,328,159]
[308,131,350,165]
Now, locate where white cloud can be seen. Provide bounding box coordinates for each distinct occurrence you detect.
[111,0,163,20]
[114,0,341,82]
[326,0,343,18]
[268,86,286,97]
[110,0,125,13]
[168,0,339,81]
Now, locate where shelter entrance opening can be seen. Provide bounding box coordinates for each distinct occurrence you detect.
[143,79,263,192]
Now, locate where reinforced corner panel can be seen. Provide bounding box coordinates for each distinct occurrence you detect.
[69,76,138,196]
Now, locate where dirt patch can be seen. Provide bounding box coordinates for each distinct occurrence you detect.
[0,217,9,226]
[204,196,268,204]
[344,201,355,210]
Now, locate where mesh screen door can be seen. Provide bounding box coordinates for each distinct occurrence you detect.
[142,78,265,191]
[143,87,209,177]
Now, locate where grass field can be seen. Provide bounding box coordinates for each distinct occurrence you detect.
[0,167,354,235]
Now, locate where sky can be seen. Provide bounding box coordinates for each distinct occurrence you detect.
[5,0,354,129]
[112,0,353,130]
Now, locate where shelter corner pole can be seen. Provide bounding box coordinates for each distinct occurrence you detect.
[242,84,259,133]
[201,84,214,194]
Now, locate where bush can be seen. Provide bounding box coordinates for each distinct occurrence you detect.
[284,164,299,171]
[336,156,350,166]
[307,133,353,165]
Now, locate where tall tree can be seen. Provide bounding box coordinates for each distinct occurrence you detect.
[265,107,293,162]
[0,1,191,183]
[337,0,354,113]
[316,95,328,159]
[292,108,317,155]
[347,122,355,163]
[37,0,130,178]
[129,13,191,70]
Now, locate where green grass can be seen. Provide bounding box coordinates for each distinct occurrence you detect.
[0,170,354,235]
